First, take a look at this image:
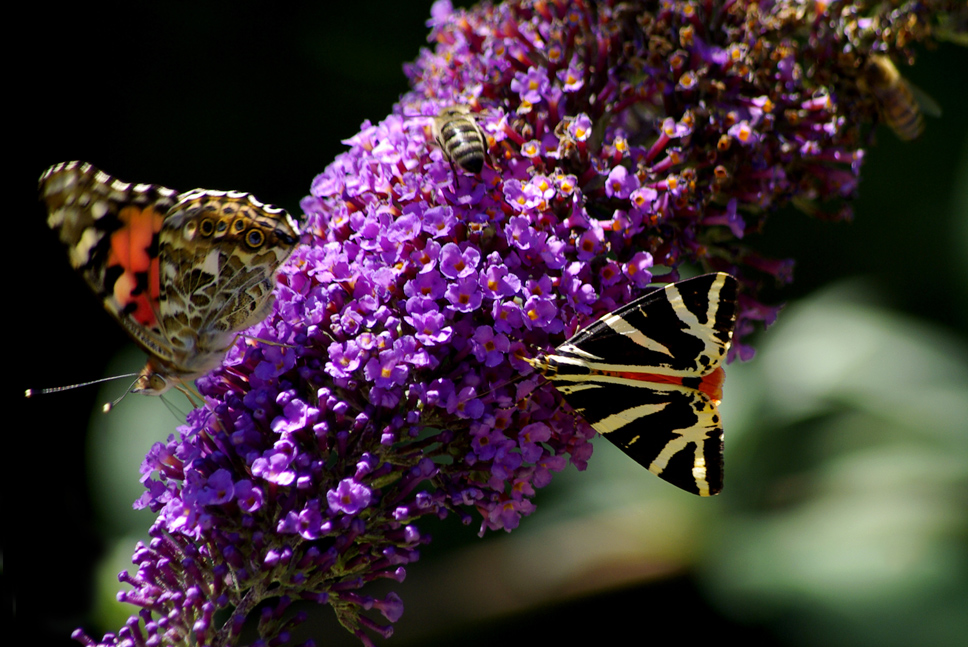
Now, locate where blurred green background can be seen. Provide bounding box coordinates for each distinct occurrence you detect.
[12,2,967,646]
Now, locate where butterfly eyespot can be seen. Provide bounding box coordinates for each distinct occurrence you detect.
[246,229,265,248]
[232,218,246,233]
[215,219,229,234]
[199,218,216,236]
[182,220,198,239]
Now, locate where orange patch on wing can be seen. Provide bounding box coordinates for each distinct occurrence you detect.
[604,365,725,402]
[107,205,164,327]
[112,272,157,327]
[110,205,162,272]
[698,366,725,402]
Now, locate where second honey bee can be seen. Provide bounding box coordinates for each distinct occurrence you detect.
[862,54,940,141]
[433,105,487,174]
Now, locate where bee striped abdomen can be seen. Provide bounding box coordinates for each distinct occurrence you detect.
[433,106,486,174]
[864,54,928,141]
[873,80,923,140]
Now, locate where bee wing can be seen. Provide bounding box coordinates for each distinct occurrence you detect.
[908,81,942,118]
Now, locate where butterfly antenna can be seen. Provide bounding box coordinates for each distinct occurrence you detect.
[25,373,140,399]
[101,375,144,413]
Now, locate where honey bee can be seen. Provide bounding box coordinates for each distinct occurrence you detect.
[862,54,941,141]
[432,105,487,174]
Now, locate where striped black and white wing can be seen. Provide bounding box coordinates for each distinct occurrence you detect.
[532,273,739,496]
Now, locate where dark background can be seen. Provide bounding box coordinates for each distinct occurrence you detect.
[10,2,967,646]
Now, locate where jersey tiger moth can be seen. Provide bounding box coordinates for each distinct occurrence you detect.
[528,272,739,496]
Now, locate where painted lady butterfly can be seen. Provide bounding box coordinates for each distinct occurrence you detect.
[39,161,300,400]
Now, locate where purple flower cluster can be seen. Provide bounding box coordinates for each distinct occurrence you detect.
[74,1,965,646]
